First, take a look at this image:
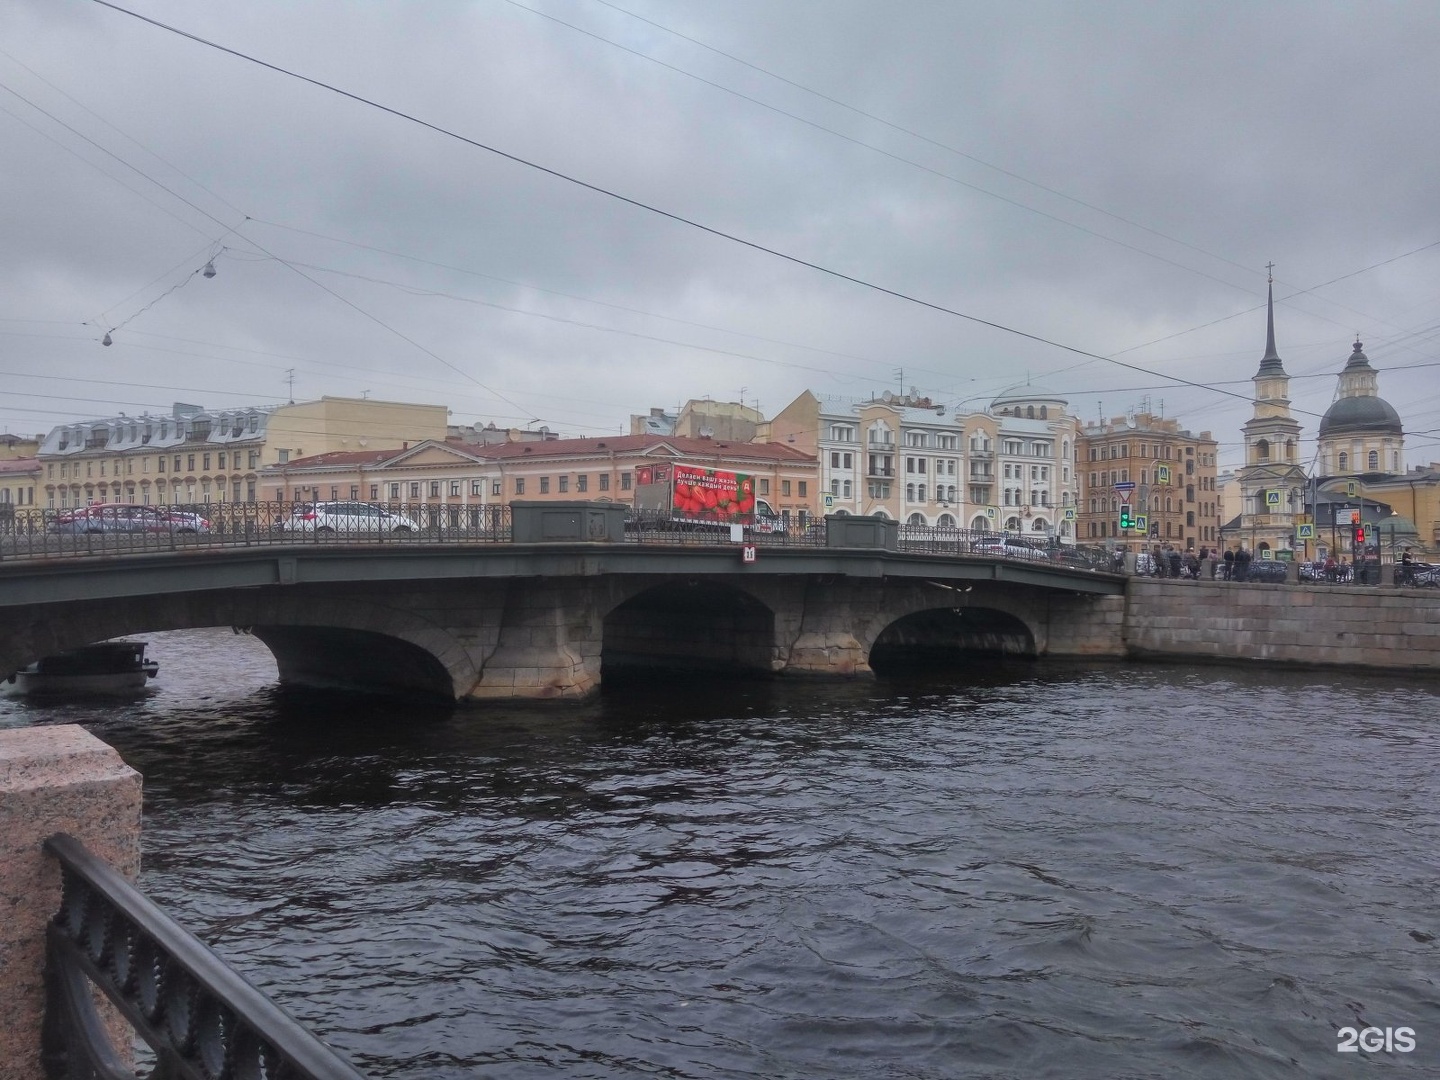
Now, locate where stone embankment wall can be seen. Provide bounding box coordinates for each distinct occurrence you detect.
[1124,580,1440,673]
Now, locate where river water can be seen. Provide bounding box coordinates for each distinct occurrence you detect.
[3,628,1437,1078]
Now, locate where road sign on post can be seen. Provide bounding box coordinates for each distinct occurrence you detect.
[1134,514,1148,534]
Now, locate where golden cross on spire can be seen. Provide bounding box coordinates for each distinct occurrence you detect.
[1266,261,1275,283]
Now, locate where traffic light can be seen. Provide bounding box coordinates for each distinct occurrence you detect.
[1119,505,1132,530]
[1355,527,1365,544]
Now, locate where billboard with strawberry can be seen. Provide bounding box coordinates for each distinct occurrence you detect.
[634,462,780,531]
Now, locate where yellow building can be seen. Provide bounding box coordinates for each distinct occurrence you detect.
[0,457,40,527]
[36,397,446,509]
[0,434,41,460]
[269,434,820,523]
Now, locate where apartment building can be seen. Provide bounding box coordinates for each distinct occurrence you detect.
[1078,412,1219,552]
[36,397,446,509]
[771,385,1080,541]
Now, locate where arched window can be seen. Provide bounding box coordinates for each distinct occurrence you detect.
[1005,516,1021,531]
[1089,498,1097,513]
[1338,452,1348,471]
[1153,496,1160,511]
[1026,406,1035,419]
[1031,518,1047,532]
[1256,439,1270,461]
[937,513,956,527]
[1039,406,1048,419]
[908,513,925,526]
[971,515,990,532]
[1368,450,1379,470]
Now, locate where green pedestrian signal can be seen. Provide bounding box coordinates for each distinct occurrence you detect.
[1119,505,1133,530]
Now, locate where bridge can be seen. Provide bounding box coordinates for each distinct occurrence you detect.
[0,504,1126,701]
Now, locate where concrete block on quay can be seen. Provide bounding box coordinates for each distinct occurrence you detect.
[0,725,141,1080]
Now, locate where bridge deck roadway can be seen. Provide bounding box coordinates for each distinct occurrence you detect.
[0,542,1125,608]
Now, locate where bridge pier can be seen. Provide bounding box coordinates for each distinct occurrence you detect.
[770,578,876,678]
[465,578,607,702]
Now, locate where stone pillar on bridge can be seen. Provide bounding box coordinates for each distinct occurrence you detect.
[768,578,879,678]
[0,726,141,1079]
[465,578,610,701]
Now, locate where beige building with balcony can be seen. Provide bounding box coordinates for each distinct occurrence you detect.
[36,397,447,510]
[771,385,1080,541]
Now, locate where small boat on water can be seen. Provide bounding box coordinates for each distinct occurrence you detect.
[3,640,159,696]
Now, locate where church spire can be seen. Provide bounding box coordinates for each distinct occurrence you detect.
[1256,263,1287,377]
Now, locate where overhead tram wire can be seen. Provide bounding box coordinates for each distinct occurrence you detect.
[89,1,1337,424]
[5,58,538,423]
[585,0,1269,284]
[531,0,1439,346]
[499,0,1255,299]
[245,217,915,376]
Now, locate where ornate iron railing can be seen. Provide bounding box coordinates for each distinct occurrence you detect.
[42,833,366,1080]
[0,501,1116,571]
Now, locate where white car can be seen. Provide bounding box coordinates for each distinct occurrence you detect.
[278,502,419,535]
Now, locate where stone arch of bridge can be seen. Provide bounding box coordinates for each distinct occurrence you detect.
[4,589,476,702]
[858,582,1045,667]
[599,578,778,677]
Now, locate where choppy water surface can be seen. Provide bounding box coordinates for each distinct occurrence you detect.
[4,629,1438,1077]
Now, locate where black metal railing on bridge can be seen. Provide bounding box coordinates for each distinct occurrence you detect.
[42,832,366,1080]
[0,501,1114,572]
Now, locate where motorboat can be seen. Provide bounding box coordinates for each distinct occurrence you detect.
[3,640,159,696]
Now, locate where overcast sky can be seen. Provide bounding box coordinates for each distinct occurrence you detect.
[4,0,1439,470]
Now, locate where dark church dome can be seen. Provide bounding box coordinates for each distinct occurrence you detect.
[1318,394,1402,438]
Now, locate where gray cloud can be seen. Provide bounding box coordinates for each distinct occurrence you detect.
[3,0,1439,464]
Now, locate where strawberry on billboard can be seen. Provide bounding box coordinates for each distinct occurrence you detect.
[672,464,755,522]
[633,462,781,532]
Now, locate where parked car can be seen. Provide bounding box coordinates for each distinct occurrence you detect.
[969,536,1052,562]
[47,504,210,535]
[276,502,419,535]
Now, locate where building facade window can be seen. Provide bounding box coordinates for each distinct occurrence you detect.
[515,478,525,495]
[539,477,550,494]
[558,476,569,493]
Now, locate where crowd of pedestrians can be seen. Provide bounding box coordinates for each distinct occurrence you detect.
[1118,542,1432,586]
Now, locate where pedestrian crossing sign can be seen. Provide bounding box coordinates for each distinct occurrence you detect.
[1134,514,1148,533]
[1266,490,1281,506]
[1297,523,1314,539]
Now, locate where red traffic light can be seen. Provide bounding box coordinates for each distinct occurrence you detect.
[1355,527,1366,543]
